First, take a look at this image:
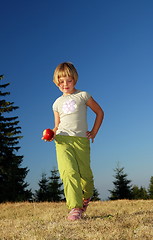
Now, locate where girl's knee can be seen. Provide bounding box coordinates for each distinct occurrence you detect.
[61,170,80,181]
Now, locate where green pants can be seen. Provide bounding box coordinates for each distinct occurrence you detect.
[55,135,94,209]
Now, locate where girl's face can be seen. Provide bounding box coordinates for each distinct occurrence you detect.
[58,76,76,95]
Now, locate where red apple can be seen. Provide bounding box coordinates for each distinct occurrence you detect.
[43,129,54,141]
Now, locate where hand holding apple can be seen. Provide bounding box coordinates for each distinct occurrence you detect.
[42,128,54,141]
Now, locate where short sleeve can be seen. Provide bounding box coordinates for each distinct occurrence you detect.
[81,91,91,103]
[52,100,58,112]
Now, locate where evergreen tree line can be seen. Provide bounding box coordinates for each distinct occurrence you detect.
[109,165,153,200]
[34,169,101,202]
[0,76,153,202]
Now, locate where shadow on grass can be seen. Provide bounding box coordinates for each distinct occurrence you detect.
[84,214,114,220]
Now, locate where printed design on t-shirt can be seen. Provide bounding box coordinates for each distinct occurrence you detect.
[62,99,77,114]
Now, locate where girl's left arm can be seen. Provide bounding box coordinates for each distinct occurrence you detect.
[86,97,104,142]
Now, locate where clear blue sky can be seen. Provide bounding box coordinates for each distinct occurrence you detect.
[1,0,153,200]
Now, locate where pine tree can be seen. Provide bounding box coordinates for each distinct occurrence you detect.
[148,176,153,199]
[91,187,101,201]
[35,169,64,202]
[138,186,148,199]
[109,165,132,200]
[0,75,32,202]
[48,169,64,202]
[131,185,148,199]
[35,173,50,201]
[131,185,140,199]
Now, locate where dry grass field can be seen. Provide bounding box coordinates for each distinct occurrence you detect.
[0,200,153,240]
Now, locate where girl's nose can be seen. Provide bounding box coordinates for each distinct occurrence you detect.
[64,81,68,86]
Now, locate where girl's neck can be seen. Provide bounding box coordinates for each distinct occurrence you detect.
[63,88,77,96]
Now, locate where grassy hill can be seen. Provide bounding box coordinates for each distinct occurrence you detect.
[0,200,153,239]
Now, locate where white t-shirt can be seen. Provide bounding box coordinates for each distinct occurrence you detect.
[52,90,91,137]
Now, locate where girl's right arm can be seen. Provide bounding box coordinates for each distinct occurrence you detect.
[53,111,60,135]
[42,111,60,142]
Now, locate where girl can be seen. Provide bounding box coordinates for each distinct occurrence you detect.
[42,62,104,221]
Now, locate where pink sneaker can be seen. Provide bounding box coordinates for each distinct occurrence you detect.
[82,198,91,213]
[67,208,83,221]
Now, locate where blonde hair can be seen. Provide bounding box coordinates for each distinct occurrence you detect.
[53,62,78,86]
